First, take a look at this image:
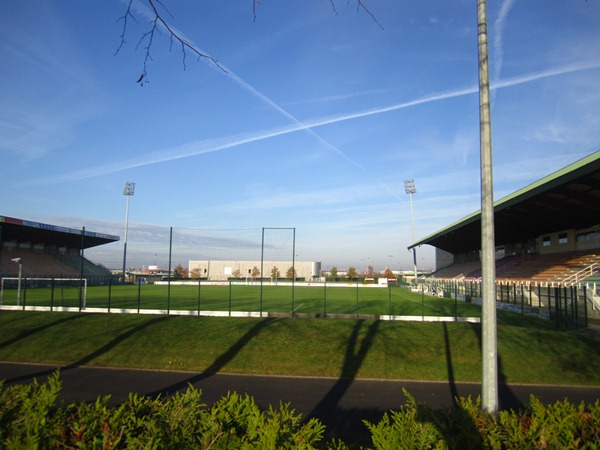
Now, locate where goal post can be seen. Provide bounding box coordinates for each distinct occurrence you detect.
[0,277,88,308]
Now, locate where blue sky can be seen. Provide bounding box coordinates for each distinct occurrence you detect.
[1,0,599,272]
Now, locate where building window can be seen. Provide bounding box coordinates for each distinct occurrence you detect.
[542,236,551,247]
[558,233,568,244]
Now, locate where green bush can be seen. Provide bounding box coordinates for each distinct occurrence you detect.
[1,375,598,449]
[364,389,600,449]
[0,372,331,449]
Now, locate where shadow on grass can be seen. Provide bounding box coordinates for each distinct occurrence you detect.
[443,323,460,407]
[146,318,279,397]
[468,323,524,411]
[0,313,86,350]
[5,315,171,384]
[307,319,381,447]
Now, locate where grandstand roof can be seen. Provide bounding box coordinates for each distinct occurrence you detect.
[408,150,600,254]
[0,216,120,250]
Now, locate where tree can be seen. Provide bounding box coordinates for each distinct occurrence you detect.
[330,267,338,278]
[117,0,381,84]
[189,267,203,279]
[232,269,241,278]
[286,266,296,280]
[346,267,358,279]
[173,264,187,279]
[383,268,394,279]
[271,266,280,279]
[251,266,260,278]
[364,265,374,276]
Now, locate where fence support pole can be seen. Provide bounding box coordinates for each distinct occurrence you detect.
[50,277,55,311]
[197,280,201,316]
[167,227,173,315]
[324,280,327,317]
[108,278,112,313]
[260,228,264,317]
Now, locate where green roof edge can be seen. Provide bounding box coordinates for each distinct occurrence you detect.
[408,149,600,250]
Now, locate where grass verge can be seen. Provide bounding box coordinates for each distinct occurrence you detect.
[0,311,598,385]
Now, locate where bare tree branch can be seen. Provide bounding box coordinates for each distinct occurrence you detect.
[118,0,381,84]
[117,0,225,85]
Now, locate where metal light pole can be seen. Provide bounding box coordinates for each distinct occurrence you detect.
[404,179,418,286]
[11,257,22,306]
[477,0,498,414]
[122,181,135,282]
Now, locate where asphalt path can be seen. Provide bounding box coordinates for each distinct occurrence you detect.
[2,362,599,445]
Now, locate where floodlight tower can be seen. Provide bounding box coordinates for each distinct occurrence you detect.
[404,179,418,286]
[122,181,135,282]
[11,258,22,306]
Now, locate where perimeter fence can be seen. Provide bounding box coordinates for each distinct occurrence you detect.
[1,223,598,328]
[417,278,599,330]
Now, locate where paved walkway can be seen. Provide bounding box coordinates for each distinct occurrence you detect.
[2,362,599,446]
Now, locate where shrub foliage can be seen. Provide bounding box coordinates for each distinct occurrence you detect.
[0,373,598,449]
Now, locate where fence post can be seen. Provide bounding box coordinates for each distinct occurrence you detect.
[355,282,359,318]
[79,226,86,311]
[260,228,264,317]
[22,278,27,310]
[137,279,141,314]
[421,284,425,320]
[228,281,232,317]
[583,284,588,328]
[197,280,201,316]
[50,277,55,311]
[388,285,392,317]
[573,285,578,328]
[108,277,112,313]
[555,286,560,329]
[324,280,327,317]
[167,227,173,315]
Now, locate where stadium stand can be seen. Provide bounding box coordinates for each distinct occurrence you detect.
[0,216,119,280]
[409,150,600,283]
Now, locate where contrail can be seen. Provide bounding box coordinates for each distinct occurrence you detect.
[22,60,600,187]
[122,0,399,198]
[493,0,517,82]
[28,1,600,189]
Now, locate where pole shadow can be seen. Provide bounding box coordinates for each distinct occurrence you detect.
[0,313,85,350]
[443,322,459,407]
[468,323,524,411]
[5,315,171,384]
[146,318,278,398]
[307,319,381,446]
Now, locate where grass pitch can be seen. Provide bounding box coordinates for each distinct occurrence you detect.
[1,281,557,328]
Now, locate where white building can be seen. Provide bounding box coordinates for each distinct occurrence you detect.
[188,260,321,281]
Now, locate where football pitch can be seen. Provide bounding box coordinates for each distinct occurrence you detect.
[0,282,486,319]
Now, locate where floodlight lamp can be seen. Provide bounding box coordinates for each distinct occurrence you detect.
[11,258,22,264]
[404,179,416,195]
[123,181,136,196]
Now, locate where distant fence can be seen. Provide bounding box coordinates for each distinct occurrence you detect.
[418,278,598,330]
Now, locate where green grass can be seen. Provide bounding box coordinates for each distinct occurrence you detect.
[0,311,598,385]
[1,283,545,323]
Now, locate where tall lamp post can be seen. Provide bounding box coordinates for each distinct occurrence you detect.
[122,181,135,282]
[404,179,418,286]
[11,257,22,306]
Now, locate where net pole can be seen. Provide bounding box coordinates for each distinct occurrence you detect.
[292,228,296,316]
[167,227,173,314]
[80,227,85,310]
[260,228,265,317]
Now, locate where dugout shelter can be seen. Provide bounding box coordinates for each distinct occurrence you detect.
[409,150,600,282]
[0,215,119,279]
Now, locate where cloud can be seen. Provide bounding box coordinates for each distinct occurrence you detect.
[492,0,517,81]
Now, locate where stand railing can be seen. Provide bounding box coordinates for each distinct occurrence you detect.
[562,263,598,284]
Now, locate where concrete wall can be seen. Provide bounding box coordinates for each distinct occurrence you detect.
[188,260,320,281]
